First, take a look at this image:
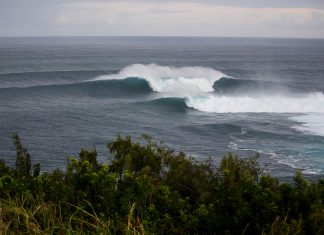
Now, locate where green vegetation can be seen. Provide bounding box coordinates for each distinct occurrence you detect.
[0,134,324,234]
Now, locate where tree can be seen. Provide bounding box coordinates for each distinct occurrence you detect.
[13,133,32,178]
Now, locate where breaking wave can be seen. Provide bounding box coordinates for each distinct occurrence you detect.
[93,63,227,96]
[185,93,324,113]
[92,64,324,115]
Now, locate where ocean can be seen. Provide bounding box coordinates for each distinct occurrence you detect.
[1,36,324,178]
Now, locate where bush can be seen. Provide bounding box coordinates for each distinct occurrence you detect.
[0,134,323,234]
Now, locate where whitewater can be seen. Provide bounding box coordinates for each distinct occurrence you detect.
[1,36,324,177]
[92,64,324,137]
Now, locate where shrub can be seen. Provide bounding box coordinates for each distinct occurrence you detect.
[0,134,323,234]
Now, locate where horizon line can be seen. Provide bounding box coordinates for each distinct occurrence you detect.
[0,35,324,40]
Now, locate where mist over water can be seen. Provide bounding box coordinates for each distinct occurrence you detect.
[1,37,324,177]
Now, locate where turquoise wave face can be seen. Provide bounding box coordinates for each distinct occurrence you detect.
[0,77,153,98]
[212,77,303,95]
[136,97,189,113]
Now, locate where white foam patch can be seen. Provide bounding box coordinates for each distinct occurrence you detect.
[185,93,324,113]
[291,113,324,136]
[277,155,324,175]
[93,63,227,96]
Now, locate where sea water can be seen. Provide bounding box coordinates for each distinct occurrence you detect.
[1,37,324,178]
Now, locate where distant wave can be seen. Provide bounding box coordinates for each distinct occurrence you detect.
[0,69,114,77]
[182,123,243,136]
[0,69,115,89]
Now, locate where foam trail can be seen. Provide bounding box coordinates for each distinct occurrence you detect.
[291,114,324,136]
[93,64,227,96]
[185,92,324,113]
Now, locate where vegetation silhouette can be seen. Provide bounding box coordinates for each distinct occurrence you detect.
[0,134,323,234]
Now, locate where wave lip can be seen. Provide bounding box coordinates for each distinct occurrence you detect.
[93,63,228,96]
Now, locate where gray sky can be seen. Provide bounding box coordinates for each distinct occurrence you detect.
[1,0,324,38]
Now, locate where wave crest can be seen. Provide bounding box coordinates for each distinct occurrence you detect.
[93,63,227,95]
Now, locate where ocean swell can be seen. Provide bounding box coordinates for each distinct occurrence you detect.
[0,78,152,98]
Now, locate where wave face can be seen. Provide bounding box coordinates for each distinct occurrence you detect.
[212,77,298,95]
[0,78,152,98]
[93,63,227,96]
[137,97,188,112]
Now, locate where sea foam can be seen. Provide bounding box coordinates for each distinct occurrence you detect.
[185,93,324,113]
[291,113,324,136]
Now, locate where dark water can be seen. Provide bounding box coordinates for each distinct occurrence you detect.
[1,37,324,177]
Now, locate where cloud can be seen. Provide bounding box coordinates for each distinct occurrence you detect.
[60,0,324,9]
[0,0,324,38]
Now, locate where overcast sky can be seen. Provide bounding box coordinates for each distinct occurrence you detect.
[1,0,324,38]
